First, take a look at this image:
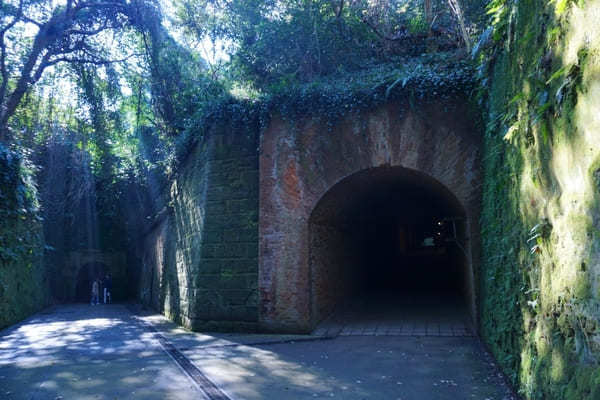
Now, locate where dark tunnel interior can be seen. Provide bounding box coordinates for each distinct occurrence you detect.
[75,262,108,302]
[309,167,470,325]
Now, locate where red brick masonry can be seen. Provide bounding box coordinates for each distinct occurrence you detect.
[259,101,482,332]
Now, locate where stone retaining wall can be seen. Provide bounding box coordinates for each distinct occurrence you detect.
[139,99,481,333]
[140,129,259,331]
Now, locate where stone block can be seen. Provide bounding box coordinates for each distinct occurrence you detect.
[235,156,259,170]
[204,201,226,216]
[242,170,259,188]
[217,243,247,259]
[207,169,227,181]
[188,319,260,332]
[194,274,221,289]
[200,244,215,259]
[222,289,252,306]
[246,243,259,258]
[238,228,258,242]
[204,214,225,228]
[190,291,229,320]
[229,305,259,322]
[193,304,230,320]
[197,259,221,274]
[219,273,255,290]
[202,230,223,244]
[223,229,240,242]
[221,259,257,274]
[227,199,246,214]
[245,290,259,306]
[206,186,226,201]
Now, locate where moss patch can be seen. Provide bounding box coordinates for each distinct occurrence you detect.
[173,54,475,166]
[479,0,600,398]
[0,144,49,329]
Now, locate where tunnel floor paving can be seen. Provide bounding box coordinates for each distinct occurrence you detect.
[313,293,474,337]
[0,304,516,400]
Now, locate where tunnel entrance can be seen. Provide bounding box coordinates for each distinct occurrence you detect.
[309,167,472,333]
[75,262,107,302]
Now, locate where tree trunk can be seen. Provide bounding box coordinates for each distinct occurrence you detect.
[424,0,433,26]
[0,21,57,143]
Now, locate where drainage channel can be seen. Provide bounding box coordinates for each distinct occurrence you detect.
[131,315,232,400]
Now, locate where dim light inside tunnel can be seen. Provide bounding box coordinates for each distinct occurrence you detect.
[308,166,473,326]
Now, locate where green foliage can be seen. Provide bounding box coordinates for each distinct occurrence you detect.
[227,0,380,88]
[264,55,474,123]
[0,144,38,221]
[478,0,600,397]
[0,0,155,143]
[0,143,48,329]
[171,54,475,165]
[555,0,573,15]
[408,15,429,35]
[173,0,473,91]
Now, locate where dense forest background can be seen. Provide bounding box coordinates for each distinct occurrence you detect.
[0,0,483,310]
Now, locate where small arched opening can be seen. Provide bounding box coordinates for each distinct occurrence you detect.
[309,166,473,329]
[75,262,108,302]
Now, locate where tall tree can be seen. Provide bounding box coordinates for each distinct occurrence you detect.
[0,0,146,143]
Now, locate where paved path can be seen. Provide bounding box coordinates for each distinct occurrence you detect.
[313,294,474,337]
[0,304,516,400]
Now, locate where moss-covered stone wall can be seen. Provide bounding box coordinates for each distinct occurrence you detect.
[0,214,48,330]
[140,127,259,331]
[479,0,600,398]
[0,146,50,330]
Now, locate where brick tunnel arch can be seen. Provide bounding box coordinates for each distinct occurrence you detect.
[259,101,481,332]
[308,166,473,326]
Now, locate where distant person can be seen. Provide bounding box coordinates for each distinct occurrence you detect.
[91,279,99,306]
[103,274,112,304]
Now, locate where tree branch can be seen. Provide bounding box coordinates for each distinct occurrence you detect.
[47,52,142,67]
[0,36,8,107]
[21,15,43,28]
[361,16,408,41]
[66,20,110,36]
[0,0,144,143]
[0,0,24,35]
[446,0,471,51]
[0,21,49,141]
[32,51,52,86]
[76,1,129,12]
[335,0,344,18]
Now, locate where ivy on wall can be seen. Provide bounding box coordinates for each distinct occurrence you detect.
[0,144,49,329]
[478,0,600,398]
[173,53,476,168]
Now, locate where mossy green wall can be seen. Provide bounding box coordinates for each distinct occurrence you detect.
[480,0,600,398]
[0,214,48,330]
[0,147,50,330]
[140,126,260,331]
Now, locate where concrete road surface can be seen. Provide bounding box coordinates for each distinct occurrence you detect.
[0,304,516,400]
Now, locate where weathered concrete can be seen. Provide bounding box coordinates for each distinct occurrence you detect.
[188,336,515,400]
[259,101,481,332]
[0,304,199,400]
[0,304,515,400]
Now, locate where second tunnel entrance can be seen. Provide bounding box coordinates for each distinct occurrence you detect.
[309,167,473,334]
